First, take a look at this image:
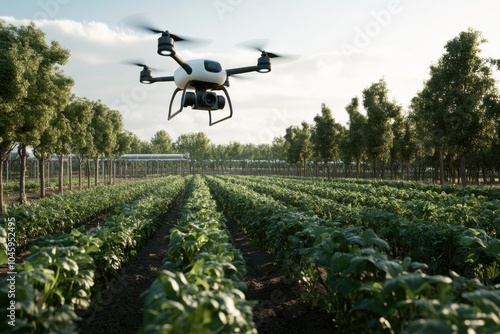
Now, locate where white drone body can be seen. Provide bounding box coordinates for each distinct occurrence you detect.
[174,59,226,90]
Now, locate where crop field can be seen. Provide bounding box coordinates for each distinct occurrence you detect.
[1,175,499,333]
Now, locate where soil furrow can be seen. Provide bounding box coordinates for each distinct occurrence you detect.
[77,193,184,334]
[224,218,333,334]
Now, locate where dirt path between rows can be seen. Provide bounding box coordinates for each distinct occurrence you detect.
[77,193,185,334]
[225,219,334,333]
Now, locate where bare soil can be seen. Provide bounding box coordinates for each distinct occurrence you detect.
[225,218,334,333]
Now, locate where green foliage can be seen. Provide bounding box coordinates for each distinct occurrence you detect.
[312,104,340,166]
[411,28,500,185]
[150,130,173,154]
[228,175,500,280]
[0,176,185,334]
[139,175,256,333]
[207,175,500,333]
[284,121,313,172]
[140,270,255,334]
[64,96,95,159]
[362,78,402,177]
[174,132,212,162]
[0,177,182,251]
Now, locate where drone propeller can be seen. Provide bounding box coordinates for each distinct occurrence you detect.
[120,59,162,72]
[121,13,211,46]
[236,39,297,60]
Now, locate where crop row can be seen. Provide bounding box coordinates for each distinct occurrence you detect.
[0,177,182,251]
[0,176,185,334]
[303,176,500,202]
[247,175,500,233]
[139,175,256,333]
[222,175,500,281]
[206,175,500,333]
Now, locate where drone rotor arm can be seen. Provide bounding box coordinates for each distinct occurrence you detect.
[171,53,193,75]
[226,66,260,76]
[149,75,175,83]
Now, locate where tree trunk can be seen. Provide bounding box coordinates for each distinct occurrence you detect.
[68,156,72,191]
[439,148,445,185]
[58,156,64,195]
[86,158,91,188]
[355,156,360,179]
[38,158,46,198]
[94,156,99,187]
[459,154,467,187]
[18,145,27,204]
[78,156,83,189]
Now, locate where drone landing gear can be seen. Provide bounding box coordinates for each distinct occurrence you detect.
[168,80,233,126]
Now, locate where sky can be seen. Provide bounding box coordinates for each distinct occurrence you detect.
[2,0,500,145]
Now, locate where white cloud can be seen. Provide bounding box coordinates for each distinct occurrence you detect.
[0,16,147,44]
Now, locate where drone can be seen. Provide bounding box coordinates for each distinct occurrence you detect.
[126,21,287,126]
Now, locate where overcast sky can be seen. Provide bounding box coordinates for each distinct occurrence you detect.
[2,0,500,145]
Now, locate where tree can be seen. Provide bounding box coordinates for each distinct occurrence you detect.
[150,130,173,153]
[113,131,134,179]
[65,96,94,189]
[128,134,153,154]
[174,132,212,173]
[412,29,500,185]
[0,20,36,211]
[211,144,227,173]
[12,22,70,203]
[482,92,500,184]
[312,103,340,177]
[362,79,401,178]
[115,131,134,157]
[389,109,404,179]
[284,121,312,176]
[32,70,74,197]
[90,101,113,186]
[398,115,419,180]
[226,141,243,172]
[345,97,367,178]
[105,109,123,184]
[337,125,351,176]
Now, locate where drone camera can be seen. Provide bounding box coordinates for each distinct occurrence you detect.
[202,92,217,107]
[183,91,225,110]
[199,91,226,110]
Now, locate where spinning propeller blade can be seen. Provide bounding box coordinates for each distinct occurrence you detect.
[236,39,297,60]
[121,13,211,46]
[120,59,161,72]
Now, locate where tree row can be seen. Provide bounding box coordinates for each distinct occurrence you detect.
[0,21,136,212]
